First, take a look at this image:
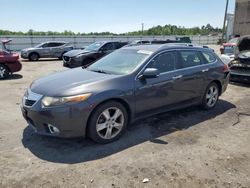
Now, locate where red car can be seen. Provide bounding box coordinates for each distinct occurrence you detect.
[0,39,22,79]
[220,37,239,54]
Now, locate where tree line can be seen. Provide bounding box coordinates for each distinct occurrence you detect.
[0,24,221,36]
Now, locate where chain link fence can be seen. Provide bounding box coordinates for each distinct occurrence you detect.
[0,35,221,51]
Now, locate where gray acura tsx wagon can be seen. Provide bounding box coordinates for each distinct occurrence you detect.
[21,44,229,143]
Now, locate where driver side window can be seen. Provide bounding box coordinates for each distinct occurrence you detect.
[41,43,49,48]
[101,43,115,51]
[147,51,176,74]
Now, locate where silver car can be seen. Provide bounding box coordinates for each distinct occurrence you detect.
[21,41,73,61]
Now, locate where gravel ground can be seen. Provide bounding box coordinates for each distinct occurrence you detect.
[0,46,249,188]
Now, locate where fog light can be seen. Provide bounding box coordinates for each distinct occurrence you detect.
[47,124,60,134]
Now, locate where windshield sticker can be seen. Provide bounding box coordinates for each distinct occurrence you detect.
[137,50,153,55]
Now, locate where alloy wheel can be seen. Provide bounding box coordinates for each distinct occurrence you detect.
[96,107,124,140]
[0,66,6,78]
[0,65,8,79]
[206,85,219,108]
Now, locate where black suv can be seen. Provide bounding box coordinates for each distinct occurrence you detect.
[63,41,128,68]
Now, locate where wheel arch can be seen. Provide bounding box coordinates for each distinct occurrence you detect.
[86,98,132,135]
[209,80,222,96]
[28,51,40,58]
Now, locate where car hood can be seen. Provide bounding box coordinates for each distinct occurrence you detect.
[63,49,93,57]
[234,35,250,59]
[30,68,119,97]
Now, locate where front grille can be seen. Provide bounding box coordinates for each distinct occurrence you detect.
[25,99,36,106]
[63,56,70,62]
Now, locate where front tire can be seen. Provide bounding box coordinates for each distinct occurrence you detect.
[29,52,39,61]
[201,82,219,110]
[88,101,128,144]
[0,64,10,79]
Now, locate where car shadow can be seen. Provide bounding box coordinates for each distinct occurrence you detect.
[1,74,23,80]
[22,99,236,164]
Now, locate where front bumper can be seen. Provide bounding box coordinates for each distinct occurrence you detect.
[230,71,250,83]
[229,66,250,83]
[21,90,93,138]
[6,60,22,73]
[21,52,29,59]
[63,56,82,68]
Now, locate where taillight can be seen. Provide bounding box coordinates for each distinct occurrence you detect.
[223,63,229,73]
[220,46,224,54]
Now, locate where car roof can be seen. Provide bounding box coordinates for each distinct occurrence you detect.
[45,41,66,43]
[93,41,126,44]
[123,43,211,53]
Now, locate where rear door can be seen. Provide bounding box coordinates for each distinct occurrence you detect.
[175,50,208,98]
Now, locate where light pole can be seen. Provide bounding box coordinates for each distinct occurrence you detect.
[141,23,144,43]
[222,0,229,43]
[141,23,144,35]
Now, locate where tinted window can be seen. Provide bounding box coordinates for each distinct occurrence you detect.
[115,42,128,49]
[147,51,176,73]
[179,50,203,68]
[201,51,217,63]
[101,43,115,51]
[41,43,49,48]
[48,43,64,47]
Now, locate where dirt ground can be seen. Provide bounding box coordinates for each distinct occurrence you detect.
[0,46,250,188]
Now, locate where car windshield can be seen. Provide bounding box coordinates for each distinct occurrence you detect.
[85,42,105,51]
[228,38,239,44]
[87,49,151,75]
[34,43,44,48]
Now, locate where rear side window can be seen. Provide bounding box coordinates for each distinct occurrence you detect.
[201,51,217,64]
[48,43,64,47]
[179,50,203,68]
[115,42,128,49]
[147,51,176,73]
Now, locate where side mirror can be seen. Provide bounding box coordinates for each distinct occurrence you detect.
[139,68,159,79]
[99,48,105,53]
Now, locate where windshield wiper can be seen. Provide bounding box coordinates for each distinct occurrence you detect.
[89,69,111,74]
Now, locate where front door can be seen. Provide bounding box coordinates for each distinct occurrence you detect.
[135,50,179,114]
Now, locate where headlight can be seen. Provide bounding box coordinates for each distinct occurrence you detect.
[42,93,92,107]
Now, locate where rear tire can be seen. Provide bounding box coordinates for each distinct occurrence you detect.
[0,64,10,79]
[201,82,219,110]
[29,52,39,61]
[88,101,128,144]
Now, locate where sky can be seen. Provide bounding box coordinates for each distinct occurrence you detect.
[0,0,236,34]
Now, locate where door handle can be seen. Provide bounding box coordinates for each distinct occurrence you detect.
[172,75,183,80]
[202,68,209,72]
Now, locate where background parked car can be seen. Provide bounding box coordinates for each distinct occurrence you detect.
[21,41,73,61]
[229,35,250,83]
[0,40,22,79]
[63,41,128,68]
[220,37,239,55]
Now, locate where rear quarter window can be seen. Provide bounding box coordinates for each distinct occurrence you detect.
[179,50,203,68]
[201,51,217,64]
